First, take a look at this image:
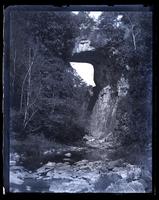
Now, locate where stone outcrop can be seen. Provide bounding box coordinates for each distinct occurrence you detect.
[70,37,130,140]
[86,76,129,140]
[89,85,118,139]
[70,42,122,111]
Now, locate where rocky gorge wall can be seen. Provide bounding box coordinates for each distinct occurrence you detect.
[89,85,118,139]
[70,39,129,142]
[89,75,129,140]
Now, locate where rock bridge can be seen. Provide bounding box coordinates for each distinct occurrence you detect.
[70,39,129,139]
[70,39,124,111]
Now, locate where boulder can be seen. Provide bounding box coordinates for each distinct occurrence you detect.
[75,160,89,166]
[107,159,123,169]
[64,153,72,157]
[46,162,56,167]
[43,149,55,155]
[128,180,145,192]
[49,178,91,193]
[94,172,122,191]
[105,179,145,193]
[126,164,142,180]
[10,171,24,185]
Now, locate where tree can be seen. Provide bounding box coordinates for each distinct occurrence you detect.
[97,11,152,147]
[10,10,90,142]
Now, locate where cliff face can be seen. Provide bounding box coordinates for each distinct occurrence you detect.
[70,39,123,110]
[89,76,129,139]
[89,85,118,139]
[70,39,129,140]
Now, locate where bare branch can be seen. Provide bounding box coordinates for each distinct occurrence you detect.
[132,33,137,51]
[26,48,32,108]
[27,84,42,109]
[24,108,39,128]
[23,105,28,126]
[31,126,41,132]
[125,13,137,51]
[20,49,37,111]
[12,50,16,90]
[134,31,139,37]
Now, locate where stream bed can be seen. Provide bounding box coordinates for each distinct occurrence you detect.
[9,145,151,193]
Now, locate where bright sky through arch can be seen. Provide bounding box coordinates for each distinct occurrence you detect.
[70,62,96,87]
[70,11,102,87]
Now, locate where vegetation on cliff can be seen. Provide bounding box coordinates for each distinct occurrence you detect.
[8,9,152,193]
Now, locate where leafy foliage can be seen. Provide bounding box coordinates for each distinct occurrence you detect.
[97,12,152,147]
[10,11,91,143]
[9,10,152,150]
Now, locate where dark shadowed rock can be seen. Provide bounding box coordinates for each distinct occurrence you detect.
[94,172,122,191]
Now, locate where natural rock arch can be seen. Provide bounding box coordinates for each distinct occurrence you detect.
[70,46,122,111]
